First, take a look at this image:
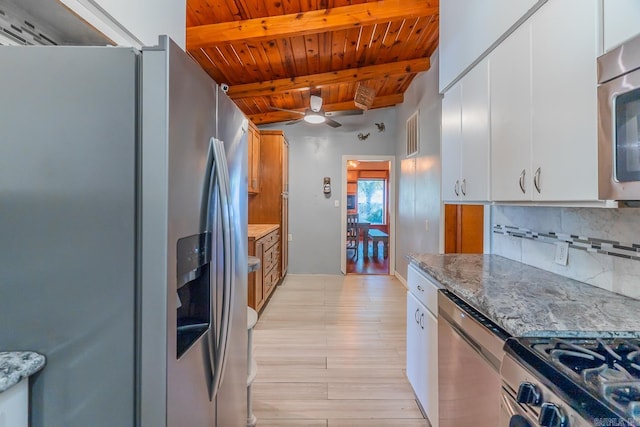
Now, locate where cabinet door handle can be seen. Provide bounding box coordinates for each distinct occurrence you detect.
[461,178,466,196]
[534,167,541,194]
[417,285,424,292]
[415,308,420,324]
[454,180,459,196]
[420,313,424,330]
[519,170,526,194]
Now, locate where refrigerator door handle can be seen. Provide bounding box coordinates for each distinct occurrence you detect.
[209,137,235,400]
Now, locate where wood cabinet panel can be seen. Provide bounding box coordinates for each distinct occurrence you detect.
[248,120,261,194]
[249,130,289,282]
[444,204,484,254]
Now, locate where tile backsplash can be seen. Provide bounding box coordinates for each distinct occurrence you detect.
[491,205,640,299]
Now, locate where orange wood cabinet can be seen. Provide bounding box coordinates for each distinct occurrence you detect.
[249,130,289,279]
[247,120,261,194]
[444,204,484,254]
[248,225,280,311]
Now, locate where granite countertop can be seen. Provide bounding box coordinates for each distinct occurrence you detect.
[409,253,640,338]
[248,224,279,240]
[0,352,46,393]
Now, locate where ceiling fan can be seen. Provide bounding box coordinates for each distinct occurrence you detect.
[270,95,363,128]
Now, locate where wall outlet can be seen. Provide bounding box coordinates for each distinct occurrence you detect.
[288,234,292,242]
[334,200,339,207]
[554,241,569,266]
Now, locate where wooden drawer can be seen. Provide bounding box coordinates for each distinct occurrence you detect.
[263,244,279,273]
[264,265,280,296]
[259,229,279,250]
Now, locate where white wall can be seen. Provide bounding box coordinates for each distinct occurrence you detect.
[395,50,443,281]
[260,109,397,274]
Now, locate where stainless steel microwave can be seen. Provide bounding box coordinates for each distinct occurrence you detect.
[598,32,640,200]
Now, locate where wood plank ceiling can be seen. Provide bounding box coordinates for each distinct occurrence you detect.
[186,0,439,126]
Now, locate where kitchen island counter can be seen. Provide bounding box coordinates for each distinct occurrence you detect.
[408,253,640,337]
[0,352,45,393]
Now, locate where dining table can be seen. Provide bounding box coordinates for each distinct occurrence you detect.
[357,221,371,258]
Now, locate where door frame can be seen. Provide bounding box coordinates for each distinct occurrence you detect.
[340,154,396,274]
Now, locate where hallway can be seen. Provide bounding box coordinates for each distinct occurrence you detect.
[252,274,430,426]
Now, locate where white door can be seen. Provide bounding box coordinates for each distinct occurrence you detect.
[530,0,599,201]
[490,22,533,201]
[460,57,491,201]
[441,82,462,202]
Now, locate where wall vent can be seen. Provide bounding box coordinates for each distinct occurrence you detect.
[406,111,419,157]
[0,3,60,46]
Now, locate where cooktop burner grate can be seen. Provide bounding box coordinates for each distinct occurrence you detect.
[527,337,640,424]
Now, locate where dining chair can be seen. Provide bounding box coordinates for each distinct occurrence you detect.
[346,213,359,260]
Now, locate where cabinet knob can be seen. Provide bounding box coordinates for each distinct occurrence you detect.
[538,403,566,427]
[516,382,541,406]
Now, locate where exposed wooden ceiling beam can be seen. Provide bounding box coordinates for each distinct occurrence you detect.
[227,58,429,99]
[186,0,438,49]
[248,93,404,125]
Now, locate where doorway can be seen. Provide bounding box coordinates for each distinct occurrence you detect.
[341,155,395,275]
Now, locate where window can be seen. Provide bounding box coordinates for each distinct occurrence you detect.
[357,179,386,224]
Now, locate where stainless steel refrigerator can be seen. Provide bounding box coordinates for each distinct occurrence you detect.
[0,36,248,427]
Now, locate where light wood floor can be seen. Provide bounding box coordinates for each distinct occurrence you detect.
[252,274,431,427]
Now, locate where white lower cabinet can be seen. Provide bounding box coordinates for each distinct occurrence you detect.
[406,266,439,427]
[0,378,28,427]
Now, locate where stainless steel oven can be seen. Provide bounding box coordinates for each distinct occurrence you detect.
[598,32,640,201]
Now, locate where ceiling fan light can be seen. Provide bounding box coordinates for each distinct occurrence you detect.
[304,113,326,124]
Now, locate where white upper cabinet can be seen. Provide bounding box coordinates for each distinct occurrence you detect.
[530,0,598,201]
[490,24,532,201]
[441,82,463,201]
[57,0,186,48]
[491,0,599,202]
[460,58,491,201]
[603,0,640,52]
[439,0,543,92]
[442,58,491,202]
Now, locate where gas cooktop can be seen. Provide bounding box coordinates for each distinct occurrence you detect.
[505,337,640,426]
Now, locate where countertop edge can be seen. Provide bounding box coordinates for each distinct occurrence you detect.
[407,253,640,339]
[0,351,46,393]
[248,224,279,240]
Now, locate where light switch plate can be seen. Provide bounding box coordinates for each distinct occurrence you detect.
[334,200,339,207]
[554,241,569,266]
